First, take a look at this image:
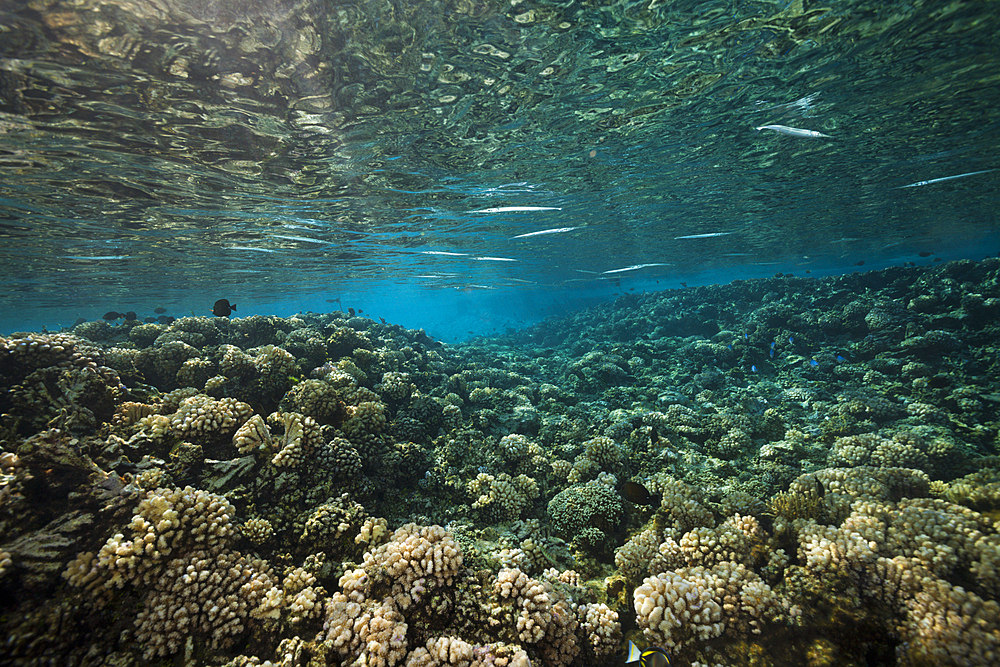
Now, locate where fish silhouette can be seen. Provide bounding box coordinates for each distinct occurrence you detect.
[213,299,237,317]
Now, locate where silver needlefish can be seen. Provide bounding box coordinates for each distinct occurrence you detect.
[511,227,578,239]
[601,263,670,274]
[674,232,733,239]
[896,168,997,189]
[756,124,831,139]
[271,234,326,244]
[470,206,562,213]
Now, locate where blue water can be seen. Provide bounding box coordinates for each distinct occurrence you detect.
[1,0,998,337]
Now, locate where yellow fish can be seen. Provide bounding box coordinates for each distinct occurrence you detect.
[626,640,670,667]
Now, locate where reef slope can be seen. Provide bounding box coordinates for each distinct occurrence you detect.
[2,258,1000,667]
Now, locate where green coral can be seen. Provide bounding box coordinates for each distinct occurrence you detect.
[547,481,623,548]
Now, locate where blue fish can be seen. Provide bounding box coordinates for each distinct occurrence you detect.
[789,336,794,344]
[769,341,776,358]
[751,365,758,373]
[810,359,819,367]
[836,354,847,363]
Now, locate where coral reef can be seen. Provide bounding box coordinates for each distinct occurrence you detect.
[2,258,1000,666]
[547,479,624,552]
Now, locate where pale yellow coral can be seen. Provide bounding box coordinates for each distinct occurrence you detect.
[170,394,253,442]
[357,517,390,547]
[492,567,579,666]
[321,596,408,667]
[634,571,724,650]
[0,549,12,579]
[583,435,620,470]
[468,472,538,522]
[133,550,277,659]
[269,411,323,468]
[63,486,236,590]
[241,518,274,545]
[499,434,531,460]
[579,602,621,657]
[233,414,272,455]
[365,523,463,591]
[283,567,325,625]
[111,401,158,429]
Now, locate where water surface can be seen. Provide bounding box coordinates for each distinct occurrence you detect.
[0,0,997,335]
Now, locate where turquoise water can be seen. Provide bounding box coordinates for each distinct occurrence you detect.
[3,4,1000,666]
[1,0,997,337]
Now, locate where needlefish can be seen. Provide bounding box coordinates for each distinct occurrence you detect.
[469,206,562,213]
[896,169,998,189]
[510,227,578,239]
[755,124,831,139]
[674,232,733,239]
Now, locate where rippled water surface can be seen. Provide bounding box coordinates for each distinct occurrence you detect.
[1,0,998,335]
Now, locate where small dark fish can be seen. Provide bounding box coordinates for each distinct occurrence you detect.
[358,308,363,313]
[154,307,167,314]
[774,272,784,278]
[816,477,826,498]
[649,425,659,446]
[680,282,687,287]
[620,481,661,507]
[933,257,942,262]
[918,251,932,258]
[414,330,442,348]
[157,315,175,325]
[103,311,122,320]
[213,299,236,317]
[326,297,341,304]
[124,311,137,321]
[348,307,356,317]
[855,260,865,266]
[379,317,386,324]
[144,317,157,323]
[627,640,670,667]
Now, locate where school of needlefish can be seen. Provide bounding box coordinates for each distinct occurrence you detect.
[431,118,993,280]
